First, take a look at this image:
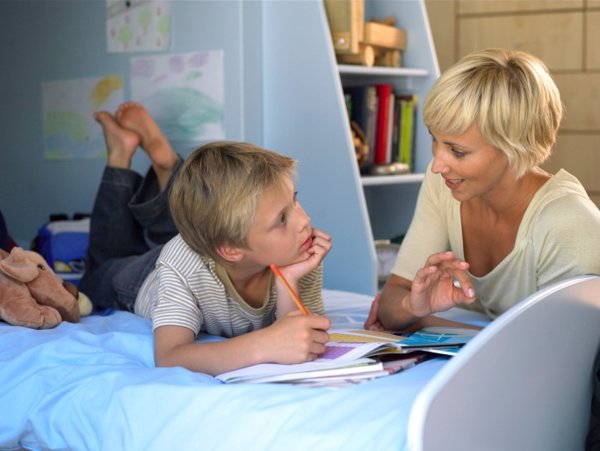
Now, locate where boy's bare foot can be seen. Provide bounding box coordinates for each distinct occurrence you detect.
[115,102,179,190]
[95,111,140,169]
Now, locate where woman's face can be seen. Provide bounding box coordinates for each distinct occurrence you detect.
[429,124,511,202]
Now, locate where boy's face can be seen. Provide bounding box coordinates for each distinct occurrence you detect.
[242,177,312,268]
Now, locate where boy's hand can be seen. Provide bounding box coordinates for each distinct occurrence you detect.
[263,311,331,364]
[304,227,332,267]
[272,227,331,317]
[280,227,332,281]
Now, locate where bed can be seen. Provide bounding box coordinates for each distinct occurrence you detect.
[1,276,599,451]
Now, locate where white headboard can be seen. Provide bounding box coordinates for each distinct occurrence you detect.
[408,275,600,451]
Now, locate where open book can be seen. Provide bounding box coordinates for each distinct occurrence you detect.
[216,327,478,385]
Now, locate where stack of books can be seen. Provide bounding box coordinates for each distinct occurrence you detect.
[344,84,418,176]
[216,327,478,387]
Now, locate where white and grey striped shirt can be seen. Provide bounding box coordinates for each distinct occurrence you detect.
[135,234,324,337]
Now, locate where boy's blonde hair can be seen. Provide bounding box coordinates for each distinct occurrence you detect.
[423,48,563,178]
[169,141,296,265]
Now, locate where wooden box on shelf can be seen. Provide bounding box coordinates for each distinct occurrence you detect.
[324,0,406,68]
[323,0,364,54]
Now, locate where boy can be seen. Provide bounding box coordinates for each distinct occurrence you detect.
[81,103,332,376]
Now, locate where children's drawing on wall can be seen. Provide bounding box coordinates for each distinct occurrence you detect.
[130,50,225,149]
[106,0,171,53]
[42,75,124,160]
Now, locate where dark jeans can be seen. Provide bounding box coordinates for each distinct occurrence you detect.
[80,161,181,312]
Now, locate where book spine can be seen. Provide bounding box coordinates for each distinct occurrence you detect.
[399,94,417,170]
[392,96,402,163]
[343,92,352,118]
[344,85,381,172]
[374,84,393,165]
[364,86,378,170]
[385,91,395,164]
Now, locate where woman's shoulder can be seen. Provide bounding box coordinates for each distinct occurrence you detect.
[542,169,588,198]
[533,169,595,211]
[530,170,600,233]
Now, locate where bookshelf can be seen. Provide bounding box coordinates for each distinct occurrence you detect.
[338,64,428,78]
[262,0,439,295]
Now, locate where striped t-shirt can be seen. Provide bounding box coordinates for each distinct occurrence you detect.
[134,234,324,337]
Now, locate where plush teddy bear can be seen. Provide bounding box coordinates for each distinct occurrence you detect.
[0,247,92,329]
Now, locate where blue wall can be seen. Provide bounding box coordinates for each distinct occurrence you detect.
[0,0,429,294]
[0,0,261,245]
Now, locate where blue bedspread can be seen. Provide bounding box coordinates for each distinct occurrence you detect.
[0,290,487,451]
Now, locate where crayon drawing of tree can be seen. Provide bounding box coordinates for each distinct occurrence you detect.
[157,14,170,47]
[118,25,132,50]
[137,9,152,34]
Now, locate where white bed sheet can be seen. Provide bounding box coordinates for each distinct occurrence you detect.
[0,289,488,451]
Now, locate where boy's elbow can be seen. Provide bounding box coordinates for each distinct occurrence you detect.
[153,352,170,368]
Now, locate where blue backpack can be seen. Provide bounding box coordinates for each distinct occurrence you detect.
[34,216,90,286]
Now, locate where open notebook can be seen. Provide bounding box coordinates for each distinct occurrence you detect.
[216,327,478,385]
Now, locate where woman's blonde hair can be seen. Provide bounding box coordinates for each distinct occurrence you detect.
[169,141,296,265]
[423,48,563,178]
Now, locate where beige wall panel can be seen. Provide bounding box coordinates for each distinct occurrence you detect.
[588,0,600,9]
[458,13,583,70]
[459,1,582,15]
[553,73,600,130]
[425,0,457,72]
[543,134,600,191]
[587,12,600,70]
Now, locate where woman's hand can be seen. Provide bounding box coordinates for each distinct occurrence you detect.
[364,292,386,331]
[409,251,476,317]
[370,252,477,331]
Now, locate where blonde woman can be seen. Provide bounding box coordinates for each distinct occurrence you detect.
[366,48,600,331]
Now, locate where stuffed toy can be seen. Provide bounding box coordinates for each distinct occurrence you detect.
[350,120,369,169]
[0,247,92,329]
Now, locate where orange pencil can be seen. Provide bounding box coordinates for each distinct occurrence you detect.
[269,264,310,315]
